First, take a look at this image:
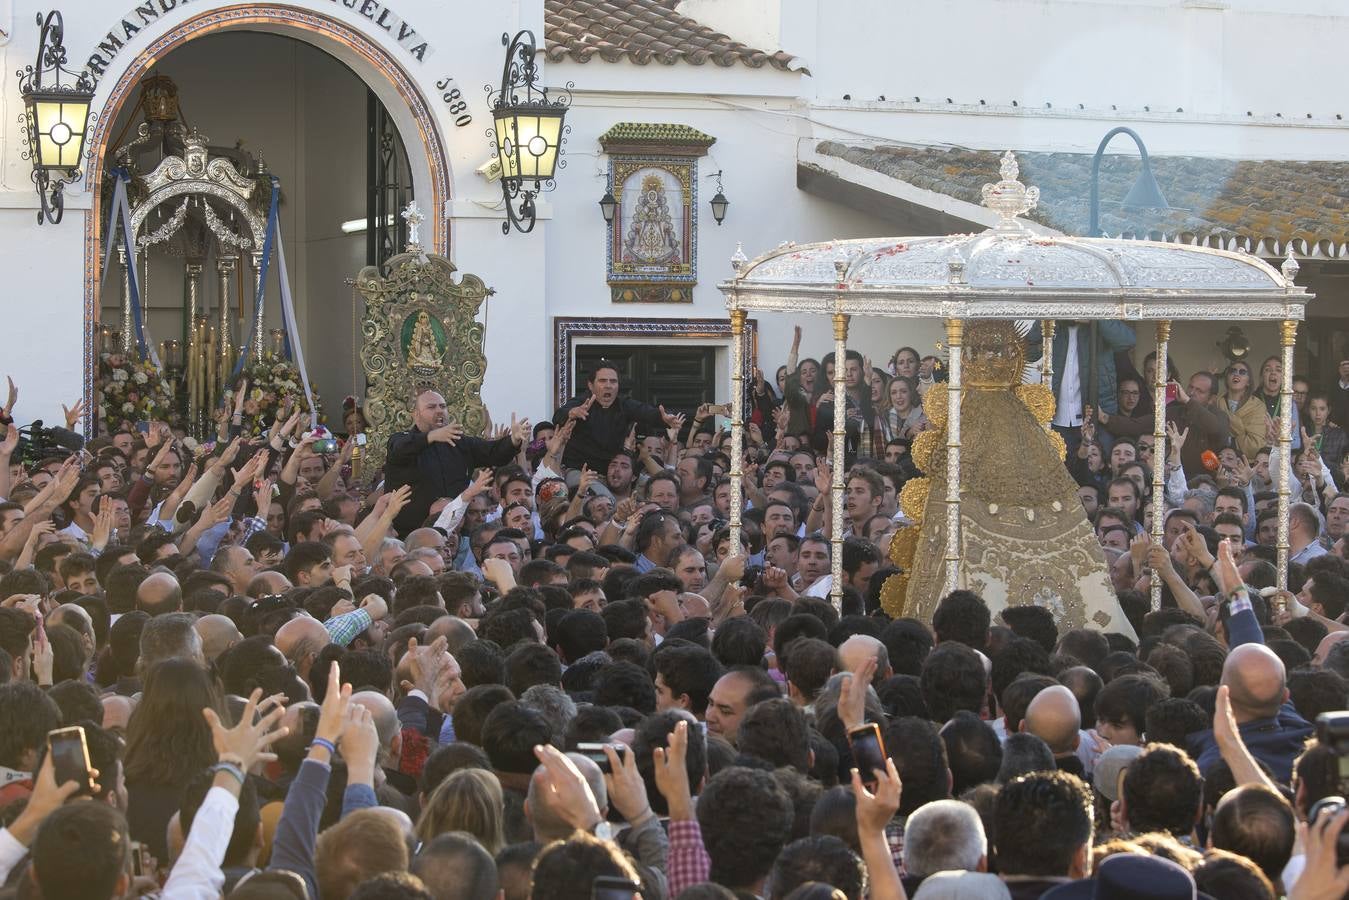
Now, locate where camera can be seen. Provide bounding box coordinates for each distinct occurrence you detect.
[312,438,339,455]
[12,420,76,465]
[1308,712,1349,867]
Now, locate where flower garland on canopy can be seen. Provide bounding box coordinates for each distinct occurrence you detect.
[222,355,323,437]
[96,351,178,434]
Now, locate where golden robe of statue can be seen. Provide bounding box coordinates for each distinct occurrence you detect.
[904,322,1136,641]
[407,311,442,370]
[623,174,681,265]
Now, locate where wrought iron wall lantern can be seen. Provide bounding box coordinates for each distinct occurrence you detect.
[598,189,617,224]
[709,169,729,225]
[18,11,96,225]
[486,30,571,234]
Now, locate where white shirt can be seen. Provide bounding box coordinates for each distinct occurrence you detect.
[161,785,239,900]
[1052,325,1084,428]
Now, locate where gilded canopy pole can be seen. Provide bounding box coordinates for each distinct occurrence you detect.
[943,318,964,596]
[1277,318,1298,589]
[216,256,236,400]
[1040,319,1056,382]
[728,308,747,559]
[1150,321,1171,610]
[830,309,850,611]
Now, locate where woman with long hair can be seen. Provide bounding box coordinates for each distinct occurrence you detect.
[883,375,928,442]
[124,658,226,861]
[1222,360,1269,460]
[415,767,506,854]
[782,326,826,435]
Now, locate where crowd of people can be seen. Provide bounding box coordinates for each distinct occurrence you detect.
[2,323,1349,900]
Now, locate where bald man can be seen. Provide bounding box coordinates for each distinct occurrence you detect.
[838,635,892,687]
[48,604,96,659]
[274,616,331,680]
[526,752,609,843]
[1192,643,1313,783]
[1022,685,1083,777]
[247,570,292,599]
[194,614,243,662]
[136,572,182,617]
[426,616,476,654]
[350,691,417,815]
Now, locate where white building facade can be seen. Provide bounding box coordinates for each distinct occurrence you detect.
[2,0,1347,429]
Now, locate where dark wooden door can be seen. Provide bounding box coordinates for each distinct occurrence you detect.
[574,345,716,415]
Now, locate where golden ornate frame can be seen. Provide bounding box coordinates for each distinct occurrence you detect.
[356,252,493,475]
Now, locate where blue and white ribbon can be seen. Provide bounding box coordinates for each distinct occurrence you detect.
[101,168,160,367]
[235,176,316,428]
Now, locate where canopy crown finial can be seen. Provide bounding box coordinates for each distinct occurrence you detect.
[1281,244,1300,285]
[981,150,1039,227]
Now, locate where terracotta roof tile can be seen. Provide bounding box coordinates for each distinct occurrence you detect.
[815,141,1349,255]
[544,0,805,73]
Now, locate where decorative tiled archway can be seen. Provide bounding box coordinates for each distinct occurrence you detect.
[81,3,453,424]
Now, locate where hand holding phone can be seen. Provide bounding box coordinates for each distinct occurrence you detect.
[593,876,641,900]
[847,723,888,790]
[48,726,97,797]
[577,742,628,775]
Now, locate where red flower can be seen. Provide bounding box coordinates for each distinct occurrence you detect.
[1201,450,1219,471]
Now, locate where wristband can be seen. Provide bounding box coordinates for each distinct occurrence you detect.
[311,737,337,756]
[213,761,245,785]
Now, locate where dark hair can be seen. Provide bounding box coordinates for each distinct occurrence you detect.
[600,599,647,642]
[420,742,492,796]
[504,642,562,697]
[1002,674,1056,735]
[920,642,987,723]
[32,803,130,900]
[697,766,794,889]
[994,771,1094,876]
[652,644,723,717]
[0,607,35,668]
[990,637,1053,706]
[941,710,1003,795]
[711,616,767,668]
[738,698,811,773]
[0,680,60,769]
[782,638,837,705]
[773,614,830,662]
[1209,784,1296,885]
[1095,674,1169,733]
[593,661,657,714]
[1288,668,1349,725]
[1055,628,1109,670]
[1192,849,1277,900]
[769,835,865,900]
[553,609,608,664]
[411,833,499,900]
[451,684,514,748]
[999,605,1058,654]
[1143,698,1208,750]
[283,541,331,583]
[458,639,506,690]
[932,590,990,653]
[997,732,1055,784]
[1121,743,1203,836]
[46,680,102,725]
[880,618,933,677]
[124,658,223,786]
[480,700,552,775]
[478,607,537,650]
[632,709,708,816]
[530,832,639,900]
[883,716,951,815]
[341,647,394,694]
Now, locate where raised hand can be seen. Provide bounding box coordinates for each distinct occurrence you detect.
[814,460,833,499]
[1129,532,1150,575]
[62,399,85,431]
[568,395,595,422]
[1213,538,1243,599]
[0,423,17,457]
[838,656,876,730]
[664,411,686,441]
[659,405,683,429]
[384,484,413,519]
[253,477,275,516]
[429,422,465,446]
[510,414,531,446]
[532,744,602,831]
[577,465,598,495]
[652,719,694,820]
[399,635,450,696]
[546,418,575,457]
[202,688,288,773]
[462,468,493,501]
[90,501,115,552]
[852,757,902,834]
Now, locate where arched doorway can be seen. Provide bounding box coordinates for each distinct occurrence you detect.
[81,4,452,424]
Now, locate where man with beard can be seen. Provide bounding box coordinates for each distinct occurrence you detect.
[385,390,528,538]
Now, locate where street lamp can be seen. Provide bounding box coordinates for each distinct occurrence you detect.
[487,30,571,235]
[708,170,729,225]
[18,11,96,225]
[1084,127,1171,407]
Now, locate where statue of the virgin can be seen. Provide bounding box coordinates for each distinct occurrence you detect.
[894,320,1136,641]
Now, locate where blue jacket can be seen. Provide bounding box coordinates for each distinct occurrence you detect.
[1189,703,1313,785]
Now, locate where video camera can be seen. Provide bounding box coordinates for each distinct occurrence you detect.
[12,420,79,466]
[1307,712,1349,865]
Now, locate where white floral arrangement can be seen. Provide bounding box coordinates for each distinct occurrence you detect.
[96,351,177,434]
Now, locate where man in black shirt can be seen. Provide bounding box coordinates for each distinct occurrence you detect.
[552,361,682,472]
[385,390,527,537]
